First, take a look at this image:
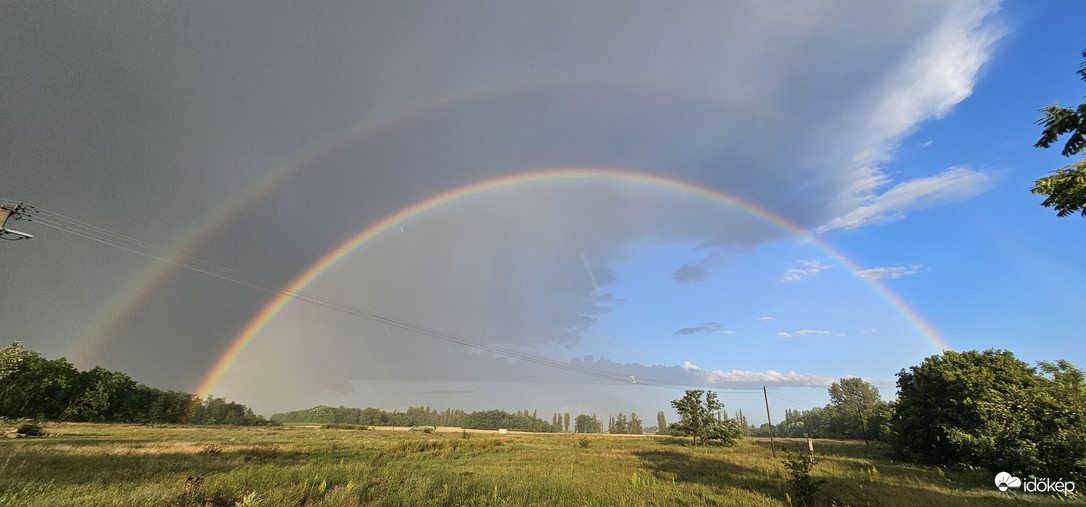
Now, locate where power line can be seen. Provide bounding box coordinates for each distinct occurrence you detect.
[14,203,759,391]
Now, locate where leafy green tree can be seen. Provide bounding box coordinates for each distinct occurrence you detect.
[891,349,1086,481]
[669,389,741,445]
[65,367,139,422]
[828,377,883,446]
[1033,49,1086,216]
[564,412,570,432]
[894,350,1037,468]
[0,342,81,419]
[0,341,24,381]
[656,411,668,435]
[1026,360,1086,481]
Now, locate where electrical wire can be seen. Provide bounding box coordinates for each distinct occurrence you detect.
[14,203,764,391]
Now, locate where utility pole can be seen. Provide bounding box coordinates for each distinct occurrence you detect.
[0,202,33,240]
[763,386,776,458]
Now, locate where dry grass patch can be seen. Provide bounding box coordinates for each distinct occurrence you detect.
[46,441,281,457]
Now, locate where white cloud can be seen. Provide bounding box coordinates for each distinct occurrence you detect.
[919,140,933,148]
[757,316,775,322]
[862,0,1002,147]
[820,167,993,232]
[854,264,924,280]
[862,328,880,335]
[781,259,832,282]
[682,361,837,387]
[822,0,1002,233]
[795,329,831,336]
[777,332,792,338]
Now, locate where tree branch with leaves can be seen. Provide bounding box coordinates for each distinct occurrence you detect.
[1033,49,1086,216]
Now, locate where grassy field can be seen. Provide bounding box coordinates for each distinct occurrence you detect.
[0,422,1080,506]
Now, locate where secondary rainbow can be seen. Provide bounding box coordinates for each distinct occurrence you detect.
[196,168,951,397]
[71,83,755,367]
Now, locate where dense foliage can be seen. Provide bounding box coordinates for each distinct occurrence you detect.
[750,379,892,442]
[0,342,271,425]
[190,396,275,426]
[669,389,743,446]
[574,414,601,433]
[1033,49,1086,216]
[893,349,1086,482]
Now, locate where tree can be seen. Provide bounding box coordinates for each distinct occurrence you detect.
[1026,360,1086,482]
[574,414,600,433]
[610,412,628,434]
[890,349,1086,481]
[0,342,81,419]
[628,412,643,434]
[734,409,749,436]
[656,411,667,435]
[1033,49,1086,216]
[669,389,742,446]
[828,377,883,446]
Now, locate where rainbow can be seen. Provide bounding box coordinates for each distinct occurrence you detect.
[71,83,755,367]
[196,168,950,397]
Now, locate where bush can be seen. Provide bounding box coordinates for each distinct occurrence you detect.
[15,423,44,436]
[410,425,436,433]
[782,451,825,507]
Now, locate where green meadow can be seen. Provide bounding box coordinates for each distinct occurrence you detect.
[1,423,1079,506]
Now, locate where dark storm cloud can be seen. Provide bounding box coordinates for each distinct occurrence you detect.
[1,0,1001,414]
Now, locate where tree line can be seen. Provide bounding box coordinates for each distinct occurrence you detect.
[4,340,1082,481]
[271,405,564,432]
[0,341,272,425]
[271,405,655,435]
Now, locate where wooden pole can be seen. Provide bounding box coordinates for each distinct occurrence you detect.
[763,386,776,458]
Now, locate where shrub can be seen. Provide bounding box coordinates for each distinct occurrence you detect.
[16,423,44,436]
[782,451,825,507]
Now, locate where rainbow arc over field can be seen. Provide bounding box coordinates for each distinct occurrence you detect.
[72,84,758,367]
[196,168,950,397]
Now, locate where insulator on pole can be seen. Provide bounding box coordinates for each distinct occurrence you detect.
[0,202,34,240]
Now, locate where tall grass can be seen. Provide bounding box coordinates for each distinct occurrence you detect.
[0,423,1077,506]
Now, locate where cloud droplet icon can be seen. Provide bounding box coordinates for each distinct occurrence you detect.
[995,471,1021,491]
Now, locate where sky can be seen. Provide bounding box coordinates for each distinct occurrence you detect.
[2,1,1085,426]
